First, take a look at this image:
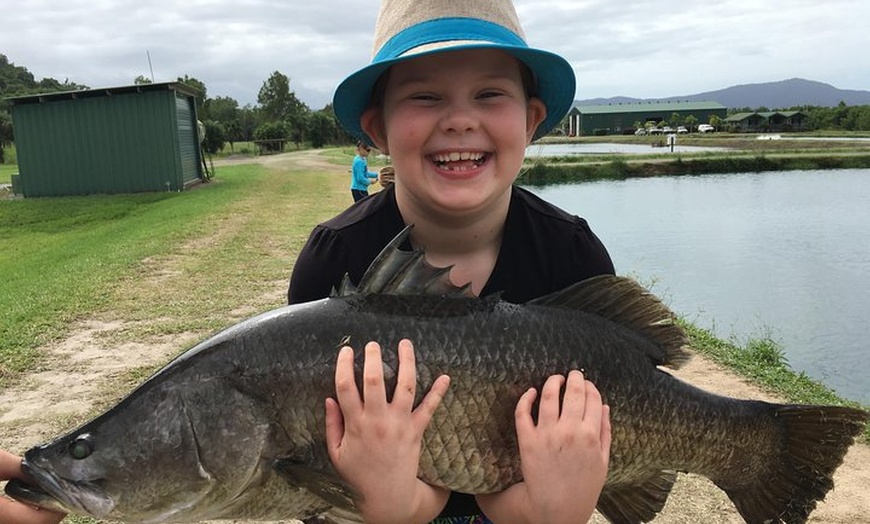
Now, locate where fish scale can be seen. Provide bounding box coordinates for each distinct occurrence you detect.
[6,227,868,524]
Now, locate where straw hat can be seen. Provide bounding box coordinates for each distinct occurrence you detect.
[333,0,576,144]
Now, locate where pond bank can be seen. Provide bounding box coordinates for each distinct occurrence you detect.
[519,152,870,184]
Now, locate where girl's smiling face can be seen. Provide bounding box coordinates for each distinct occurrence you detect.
[362,48,546,220]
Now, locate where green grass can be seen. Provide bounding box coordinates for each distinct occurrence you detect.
[0,171,244,381]
[0,163,16,185]
[320,145,391,169]
[684,321,869,441]
[0,155,349,386]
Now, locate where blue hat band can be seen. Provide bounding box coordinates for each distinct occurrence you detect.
[375,17,529,63]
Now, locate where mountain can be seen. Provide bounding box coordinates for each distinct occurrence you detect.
[576,78,870,109]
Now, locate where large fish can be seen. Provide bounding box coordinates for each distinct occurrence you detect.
[5,227,868,524]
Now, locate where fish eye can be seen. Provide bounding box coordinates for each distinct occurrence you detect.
[69,435,93,460]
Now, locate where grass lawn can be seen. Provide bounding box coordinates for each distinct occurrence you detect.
[0,163,16,185]
[0,152,348,387]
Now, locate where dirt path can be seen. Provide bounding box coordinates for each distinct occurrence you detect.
[1,149,867,523]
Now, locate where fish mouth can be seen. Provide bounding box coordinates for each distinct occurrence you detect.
[4,458,115,517]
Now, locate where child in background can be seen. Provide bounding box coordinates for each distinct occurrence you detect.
[288,0,614,522]
[350,140,379,202]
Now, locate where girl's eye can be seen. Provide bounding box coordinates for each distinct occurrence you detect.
[478,91,505,99]
[410,93,438,101]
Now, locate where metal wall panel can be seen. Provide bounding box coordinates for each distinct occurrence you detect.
[174,94,202,187]
[10,83,203,197]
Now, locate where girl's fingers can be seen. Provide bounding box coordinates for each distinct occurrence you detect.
[362,341,388,414]
[0,497,65,524]
[394,339,418,410]
[560,370,590,421]
[536,374,566,427]
[333,346,362,417]
[514,387,538,434]
[413,374,450,428]
[324,397,345,459]
[600,405,613,455]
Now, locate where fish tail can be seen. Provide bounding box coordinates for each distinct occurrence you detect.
[720,404,867,524]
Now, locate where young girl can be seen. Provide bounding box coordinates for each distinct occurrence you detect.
[288,0,614,522]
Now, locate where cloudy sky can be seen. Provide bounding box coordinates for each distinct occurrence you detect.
[4,0,868,109]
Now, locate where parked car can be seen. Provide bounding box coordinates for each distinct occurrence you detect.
[635,128,647,135]
[661,126,674,134]
[698,124,714,133]
[676,126,688,134]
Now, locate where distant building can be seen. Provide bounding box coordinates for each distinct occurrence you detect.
[7,82,205,197]
[723,111,809,133]
[564,101,728,136]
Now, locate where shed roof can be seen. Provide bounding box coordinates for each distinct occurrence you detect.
[724,112,758,122]
[724,110,807,122]
[5,81,201,105]
[571,100,726,114]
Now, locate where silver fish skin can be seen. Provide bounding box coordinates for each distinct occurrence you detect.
[6,227,868,524]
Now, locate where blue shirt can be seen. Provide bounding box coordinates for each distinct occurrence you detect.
[350,155,378,191]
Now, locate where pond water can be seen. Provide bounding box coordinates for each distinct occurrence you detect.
[525,142,728,156]
[527,169,870,404]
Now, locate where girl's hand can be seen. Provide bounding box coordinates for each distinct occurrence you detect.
[477,370,611,524]
[0,450,66,524]
[325,339,450,524]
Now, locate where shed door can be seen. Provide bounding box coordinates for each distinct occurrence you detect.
[175,95,202,186]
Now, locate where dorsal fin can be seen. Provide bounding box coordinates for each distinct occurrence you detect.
[529,275,692,369]
[337,225,473,298]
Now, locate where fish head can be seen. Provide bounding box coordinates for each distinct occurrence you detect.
[6,383,237,522]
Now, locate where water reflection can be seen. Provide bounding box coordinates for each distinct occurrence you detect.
[527,169,870,403]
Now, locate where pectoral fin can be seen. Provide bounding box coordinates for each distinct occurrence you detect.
[273,458,358,513]
[596,470,677,524]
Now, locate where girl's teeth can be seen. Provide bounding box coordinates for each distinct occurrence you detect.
[435,152,483,162]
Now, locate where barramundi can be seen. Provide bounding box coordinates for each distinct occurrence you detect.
[6,227,868,524]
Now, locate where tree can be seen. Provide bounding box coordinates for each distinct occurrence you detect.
[201,120,226,154]
[238,105,260,142]
[307,111,335,148]
[1,53,89,163]
[258,71,299,121]
[684,115,698,132]
[257,71,309,145]
[306,103,351,147]
[254,121,289,152]
[202,96,242,149]
[1,53,87,98]
[177,74,207,115]
[134,75,153,85]
[0,112,12,163]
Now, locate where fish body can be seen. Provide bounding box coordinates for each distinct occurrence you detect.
[6,228,868,524]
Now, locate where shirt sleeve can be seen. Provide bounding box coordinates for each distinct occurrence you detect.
[287,226,350,304]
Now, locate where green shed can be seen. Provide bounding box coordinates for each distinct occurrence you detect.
[565,101,728,136]
[7,82,205,197]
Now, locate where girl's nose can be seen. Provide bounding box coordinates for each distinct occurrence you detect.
[440,102,479,134]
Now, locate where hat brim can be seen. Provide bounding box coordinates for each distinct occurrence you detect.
[333,44,576,145]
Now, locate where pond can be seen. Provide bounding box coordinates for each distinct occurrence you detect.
[527,169,870,404]
[525,142,728,156]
